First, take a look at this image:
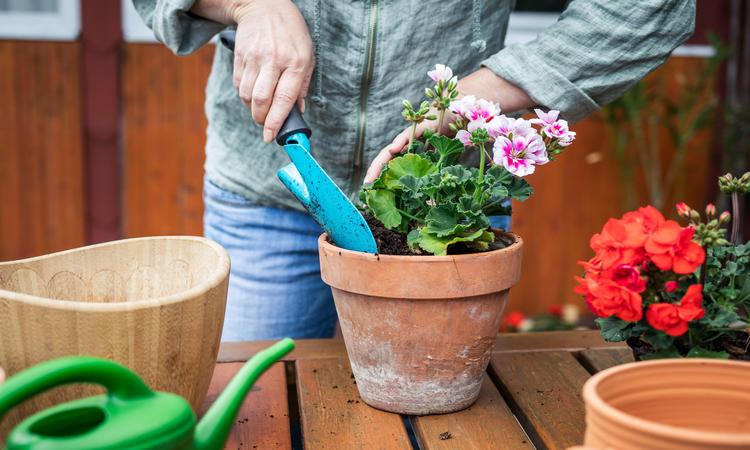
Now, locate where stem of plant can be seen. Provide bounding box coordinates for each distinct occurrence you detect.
[731,191,740,244]
[475,143,486,202]
[407,122,417,153]
[436,109,446,135]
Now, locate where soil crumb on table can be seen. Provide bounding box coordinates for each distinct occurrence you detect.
[439,431,452,440]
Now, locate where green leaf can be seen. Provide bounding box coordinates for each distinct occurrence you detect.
[642,329,674,351]
[686,346,730,359]
[427,135,464,165]
[406,229,421,250]
[595,316,632,342]
[415,228,485,256]
[383,154,436,189]
[640,347,682,360]
[364,190,401,229]
[507,176,533,202]
[425,205,470,237]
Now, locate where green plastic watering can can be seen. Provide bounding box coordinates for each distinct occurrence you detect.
[0,338,294,450]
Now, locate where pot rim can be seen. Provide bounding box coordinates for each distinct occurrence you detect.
[318,230,522,261]
[0,236,230,312]
[583,358,750,445]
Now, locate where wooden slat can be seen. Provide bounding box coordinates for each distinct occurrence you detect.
[219,339,347,362]
[490,351,590,450]
[577,347,635,373]
[296,358,411,449]
[412,377,532,450]
[0,42,86,260]
[494,330,624,353]
[200,362,291,450]
[219,331,622,362]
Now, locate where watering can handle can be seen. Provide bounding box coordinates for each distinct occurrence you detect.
[218,29,312,146]
[0,357,153,421]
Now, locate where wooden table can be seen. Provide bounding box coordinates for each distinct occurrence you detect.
[200,330,633,450]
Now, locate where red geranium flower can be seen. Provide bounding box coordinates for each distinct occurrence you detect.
[504,311,525,328]
[611,264,646,293]
[590,218,646,269]
[645,225,705,274]
[575,272,643,322]
[645,284,704,336]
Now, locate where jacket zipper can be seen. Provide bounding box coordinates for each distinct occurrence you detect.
[350,0,379,193]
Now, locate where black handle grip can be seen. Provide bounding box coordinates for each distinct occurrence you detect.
[218,30,311,146]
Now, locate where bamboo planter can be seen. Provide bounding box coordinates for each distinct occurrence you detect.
[319,232,523,415]
[0,236,230,437]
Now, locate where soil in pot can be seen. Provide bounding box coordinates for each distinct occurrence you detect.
[627,332,750,361]
[364,213,514,256]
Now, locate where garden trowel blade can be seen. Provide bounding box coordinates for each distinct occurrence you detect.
[277,135,377,254]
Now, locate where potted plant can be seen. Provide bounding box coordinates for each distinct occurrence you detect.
[575,172,750,360]
[319,65,576,415]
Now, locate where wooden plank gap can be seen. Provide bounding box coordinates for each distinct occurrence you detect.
[487,363,547,450]
[575,347,635,374]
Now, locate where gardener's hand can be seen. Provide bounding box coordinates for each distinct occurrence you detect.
[364,109,450,183]
[364,68,535,183]
[230,0,314,142]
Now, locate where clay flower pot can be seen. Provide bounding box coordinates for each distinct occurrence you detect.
[0,237,229,437]
[580,359,750,450]
[318,232,523,415]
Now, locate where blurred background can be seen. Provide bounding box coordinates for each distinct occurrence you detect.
[0,0,748,316]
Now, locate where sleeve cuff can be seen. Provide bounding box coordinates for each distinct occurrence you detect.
[152,0,226,55]
[482,45,599,123]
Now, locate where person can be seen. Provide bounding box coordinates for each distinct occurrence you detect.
[133,0,696,341]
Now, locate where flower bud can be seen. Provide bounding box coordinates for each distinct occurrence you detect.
[425,114,437,121]
[740,171,750,184]
[675,202,691,218]
[719,211,731,224]
[664,281,678,293]
[402,99,413,110]
[705,203,716,218]
[689,209,701,222]
[424,88,434,98]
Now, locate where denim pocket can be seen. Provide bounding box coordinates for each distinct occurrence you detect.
[204,178,256,208]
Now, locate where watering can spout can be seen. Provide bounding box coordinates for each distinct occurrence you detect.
[193,338,295,450]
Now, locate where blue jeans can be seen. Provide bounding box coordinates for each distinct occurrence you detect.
[203,178,336,341]
[204,177,510,341]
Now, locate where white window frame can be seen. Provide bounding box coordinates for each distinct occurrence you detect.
[0,0,80,41]
[506,11,714,58]
[122,0,157,43]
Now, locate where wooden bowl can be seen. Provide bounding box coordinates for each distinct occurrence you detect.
[0,236,229,437]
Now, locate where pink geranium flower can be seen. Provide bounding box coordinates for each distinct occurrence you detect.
[532,108,560,125]
[427,64,454,84]
[449,96,500,122]
[456,130,472,146]
[492,134,549,177]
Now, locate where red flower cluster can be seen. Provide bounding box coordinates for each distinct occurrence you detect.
[575,206,707,336]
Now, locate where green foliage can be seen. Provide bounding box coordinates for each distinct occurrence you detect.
[361,133,532,255]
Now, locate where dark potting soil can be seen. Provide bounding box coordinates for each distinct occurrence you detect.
[363,214,514,256]
[627,332,750,361]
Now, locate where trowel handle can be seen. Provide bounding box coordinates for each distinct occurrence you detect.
[218,29,312,146]
[0,357,153,421]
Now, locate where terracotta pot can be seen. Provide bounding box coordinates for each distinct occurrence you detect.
[318,232,523,415]
[0,236,229,437]
[580,359,750,450]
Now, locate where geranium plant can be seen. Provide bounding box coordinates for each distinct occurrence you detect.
[576,172,750,359]
[361,64,576,255]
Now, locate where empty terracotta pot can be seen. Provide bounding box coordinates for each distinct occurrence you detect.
[581,359,750,450]
[0,237,229,437]
[319,232,523,415]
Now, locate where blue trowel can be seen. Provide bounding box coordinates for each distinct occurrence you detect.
[219,31,377,253]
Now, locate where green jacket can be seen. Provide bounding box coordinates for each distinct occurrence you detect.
[134,0,695,210]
